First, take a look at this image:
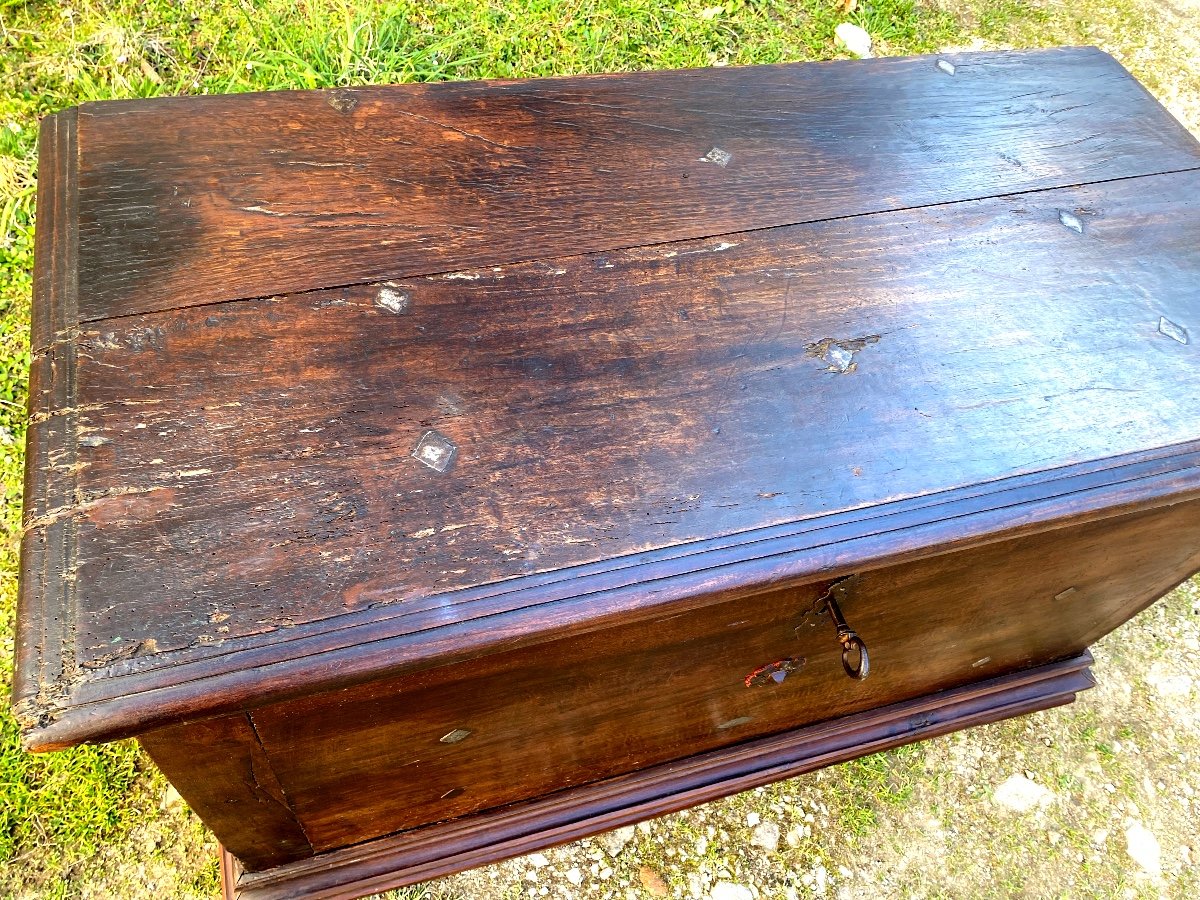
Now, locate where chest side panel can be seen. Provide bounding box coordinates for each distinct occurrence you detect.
[137,714,312,870]
[233,499,1199,857]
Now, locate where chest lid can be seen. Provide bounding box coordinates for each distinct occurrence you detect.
[17,48,1200,750]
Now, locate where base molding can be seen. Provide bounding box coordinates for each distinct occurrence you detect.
[230,652,1094,900]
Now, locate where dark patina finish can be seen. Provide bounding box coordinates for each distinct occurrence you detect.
[15,48,1200,899]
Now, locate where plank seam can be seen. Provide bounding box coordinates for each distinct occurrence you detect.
[67,164,1200,330]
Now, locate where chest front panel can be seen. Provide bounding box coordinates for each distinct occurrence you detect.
[142,499,1200,865]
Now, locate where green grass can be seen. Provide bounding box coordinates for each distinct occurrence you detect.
[0,0,1197,897]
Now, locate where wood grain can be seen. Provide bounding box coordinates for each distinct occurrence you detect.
[55,171,1200,661]
[229,652,1096,898]
[15,109,79,725]
[16,48,1200,899]
[18,160,1200,749]
[139,715,312,870]
[219,499,1200,856]
[61,47,1200,323]
[24,437,1200,752]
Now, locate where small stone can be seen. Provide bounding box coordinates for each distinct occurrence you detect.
[566,867,583,886]
[637,821,654,835]
[600,825,637,858]
[599,867,613,880]
[745,812,761,827]
[639,866,669,897]
[993,774,1055,813]
[695,836,709,855]
[750,822,780,852]
[160,785,184,812]
[813,864,829,896]
[785,827,803,848]
[710,883,753,900]
[529,853,549,868]
[1125,822,1162,876]
[1145,662,1194,699]
[834,23,873,58]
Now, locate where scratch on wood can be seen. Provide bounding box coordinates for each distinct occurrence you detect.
[327,89,359,114]
[805,335,882,374]
[374,283,412,315]
[678,241,738,257]
[699,147,733,167]
[390,108,531,151]
[412,430,458,473]
[23,484,176,533]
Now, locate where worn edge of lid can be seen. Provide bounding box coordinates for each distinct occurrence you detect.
[17,437,1200,751]
[71,45,1105,118]
[13,107,81,737]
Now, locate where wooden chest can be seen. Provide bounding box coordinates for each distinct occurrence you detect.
[15,48,1200,899]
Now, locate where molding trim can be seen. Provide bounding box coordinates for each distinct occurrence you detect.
[231,653,1095,900]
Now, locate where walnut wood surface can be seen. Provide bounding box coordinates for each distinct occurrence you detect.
[138,715,312,869]
[24,167,1200,698]
[18,178,1200,746]
[192,652,1097,897]
[144,500,1198,870]
[25,437,1200,753]
[62,48,1200,323]
[15,49,1200,755]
